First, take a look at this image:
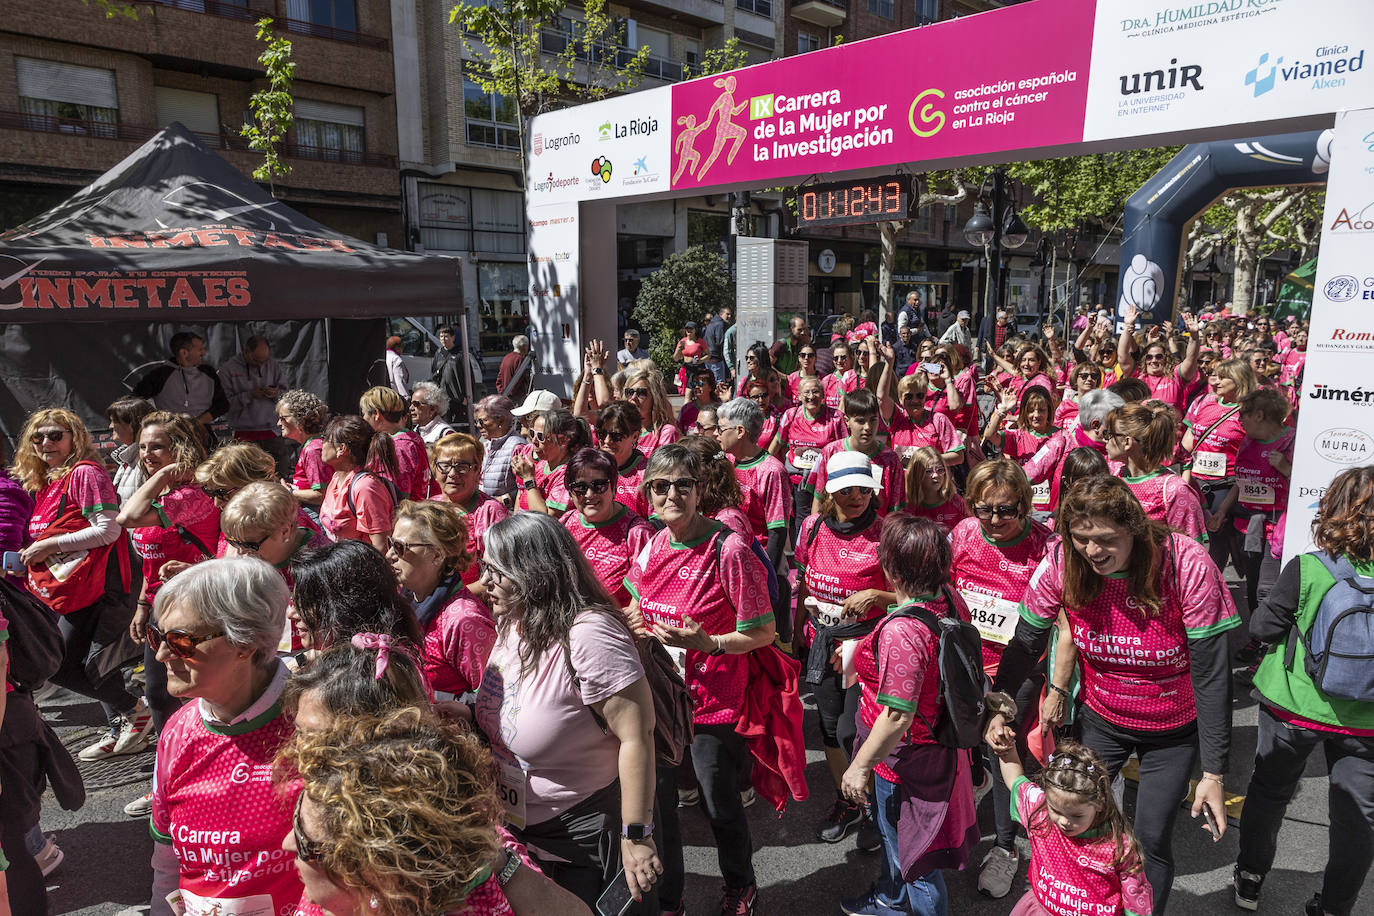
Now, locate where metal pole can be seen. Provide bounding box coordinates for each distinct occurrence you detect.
[991,169,1005,317]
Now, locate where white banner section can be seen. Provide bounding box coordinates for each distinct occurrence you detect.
[1282,106,1374,564]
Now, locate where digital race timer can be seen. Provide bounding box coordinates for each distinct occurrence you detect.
[794,176,914,228]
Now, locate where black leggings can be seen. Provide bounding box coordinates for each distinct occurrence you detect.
[811,666,859,753]
[1079,706,1199,915]
[986,668,1045,850]
[51,593,138,723]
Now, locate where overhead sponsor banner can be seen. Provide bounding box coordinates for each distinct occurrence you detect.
[1084,0,1374,141]
[667,0,1095,191]
[1282,106,1374,564]
[525,90,673,204]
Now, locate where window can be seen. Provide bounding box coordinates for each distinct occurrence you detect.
[463,78,519,149]
[869,0,894,17]
[155,87,220,140]
[914,205,932,234]
[294,99,365,162]
[636,25,670,59]
[285,0,356,32]
[798,31,821,54]
[15,57,118,137]
[736,0,772,14]
[915,0,938,23]
[683,39,701,73]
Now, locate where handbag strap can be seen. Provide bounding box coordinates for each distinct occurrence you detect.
[1187,404,1241,456]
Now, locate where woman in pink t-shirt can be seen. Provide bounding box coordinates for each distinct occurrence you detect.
[1115,306,1202,415]
[786,343,822,402]
[904,446,968,532]
[389,500,496,699]
[475,513,659,909]
[823,342,860,413]
[560,448,653,609]
[1181,358,1257,573]
[772,375,846,491]
[1104,403,1206,541]
[361,386,432,502]
[432,433,510,596]
[593,401,650,520]
[984,385,1059,516]
[879,371,966,469]
[622,367,681,456]
[625,443,776,915]
[276,388,332,516]
[510,408,590,516]
[989,476,1239,912]
[990,342,1058,407]
[1055,362,1104,431]
[319,415,399,553]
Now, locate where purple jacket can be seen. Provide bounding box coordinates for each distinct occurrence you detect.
[0,469,34,554]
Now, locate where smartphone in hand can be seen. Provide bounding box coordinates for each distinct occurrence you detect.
[2,551,23,575]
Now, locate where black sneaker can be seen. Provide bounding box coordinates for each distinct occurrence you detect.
[817,798,864,843]
[1305,892,1327,916]
[856,811,883,852]
[1233,866,1263,911]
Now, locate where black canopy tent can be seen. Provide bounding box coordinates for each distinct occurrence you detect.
[0,123,466,439]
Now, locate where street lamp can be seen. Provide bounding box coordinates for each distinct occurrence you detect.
[963,168,1028,322]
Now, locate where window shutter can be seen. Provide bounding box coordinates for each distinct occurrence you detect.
[295,99,365,127]
[155,87,220,136]
[15,57,117,109]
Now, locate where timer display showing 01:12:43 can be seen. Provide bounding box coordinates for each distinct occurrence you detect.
[798,179,909,227]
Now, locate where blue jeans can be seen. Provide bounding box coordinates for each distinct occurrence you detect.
[873,773,948,915]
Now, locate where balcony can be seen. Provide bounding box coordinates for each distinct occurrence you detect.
[149,0,257,23]
[791,0,847,28]
[279,16,389,49]
[539,29,684,81]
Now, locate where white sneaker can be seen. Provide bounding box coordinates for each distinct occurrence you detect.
[124,791,154,818]
[34,835,63,877]
[112,700,155,756]
[77,728,119,762]
[977,845,1019,898]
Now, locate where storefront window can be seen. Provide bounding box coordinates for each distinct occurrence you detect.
[477,261,530,377]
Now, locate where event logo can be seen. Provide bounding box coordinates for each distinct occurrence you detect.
[590,157,613,183]
[1118,59,1204,95]
[1313,428,1374,465]
[598,121,612,141]
[1324,275,1360,301]
[908,88,946,138]
[1329,202,1374,232]
[1119,0,1288,39]
[530,172,579,194]
[1245,46,1364,97]
[600,117,660,140]
[634,156,648,175]
[160,182,283,226]
[538,132,581,155]
[1308,383,1374,404]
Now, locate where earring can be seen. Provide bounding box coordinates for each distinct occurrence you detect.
[369,897,379,910]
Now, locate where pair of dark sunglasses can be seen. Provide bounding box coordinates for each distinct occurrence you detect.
[147,622,224,659]
[647,477,696,497]
[569,478,612,496]
[973,504,1021,520]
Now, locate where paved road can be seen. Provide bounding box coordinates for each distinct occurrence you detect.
[38,674,1367,916]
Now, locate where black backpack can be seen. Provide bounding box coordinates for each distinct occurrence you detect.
[346,469,401,516]
[870,586,989,748]
[0,575,64,691]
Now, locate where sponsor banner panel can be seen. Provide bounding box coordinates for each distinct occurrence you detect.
[1084,0,1374,141]
[526,201,582,380]
[667,0,1094,191]
[525,89,673,205]
[1283,106,1374,564]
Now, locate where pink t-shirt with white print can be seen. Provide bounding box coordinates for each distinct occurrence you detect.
[391,429,432,501]
[1232,429,1295,544]
[561,506,654,607]
[731,451,791,547]
[625,523,773,725]
[1019,533,1240,731]
[1012,777,1154,916]
[421,584,497,697]
[950,516,1051,673]
[886,410,963,466]
[778,405,846,483]
[794,514,888,640]
[1122,470,1206,540]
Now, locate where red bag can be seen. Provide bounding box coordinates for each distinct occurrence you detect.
[27,461,130,614]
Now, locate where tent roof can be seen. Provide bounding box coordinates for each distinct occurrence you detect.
[0,123,459,322]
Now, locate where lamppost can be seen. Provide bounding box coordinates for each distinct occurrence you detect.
[1201,251,1221,308]
[1030,237,1051,324]
[963,169,1029,325]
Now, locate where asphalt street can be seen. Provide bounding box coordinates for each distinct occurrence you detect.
[35,580,1372,916]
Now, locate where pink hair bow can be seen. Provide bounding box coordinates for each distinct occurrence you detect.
[847,322,878,344]
[351,632,393,680]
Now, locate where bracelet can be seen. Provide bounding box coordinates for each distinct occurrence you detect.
[1048,683,1072,700]
[1200,773,1224,786]
[496,848,520,887]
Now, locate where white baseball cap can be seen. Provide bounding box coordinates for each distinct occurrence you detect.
[511,389,561,417]
[824,451,883,494]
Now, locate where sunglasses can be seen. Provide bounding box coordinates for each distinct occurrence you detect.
[30,430,68,444]
[799,351,817,358]
[597,429,629,444]
[386,536,436,558]
[834,354,851,362]
[625,387,652,399]
[694,423,718,434]
[1144,353,1167,362]
[224,534,268,553]
[648,477,697,497]
[748,392,769,401]
[529,430,550,443]
[147,622,224,659]
[293,795,328,864]
[569,478,612,496]
[833,485,872,498]
[434,460,476,476]
[973,504,1021,520]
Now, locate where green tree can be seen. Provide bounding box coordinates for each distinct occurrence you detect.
[634,245,733,368]
[1005,148,1181,233]
[451,0,649,183]
[1189,187,1324,312]
[240,19,296,191]
[689,37,749,78]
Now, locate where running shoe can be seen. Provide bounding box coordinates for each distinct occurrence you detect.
[1233,866,1264,911]
[856,812,883,853]
[124,791,154,819]
[817,798,863,843]
[977,845,1019,898]
[113,699,155,755]
[34,835,63,877]
[1305,892,1329,916]
[719,883,757,916]
[839,888,905,916]
[77,725,119,762]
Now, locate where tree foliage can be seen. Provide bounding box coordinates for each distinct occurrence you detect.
[241,19,296,190]
[689,37,749,79]
[634,246,733,368]
[1004,148,1181,233]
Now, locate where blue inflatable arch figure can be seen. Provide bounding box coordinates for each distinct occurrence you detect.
[1116,129,1333,325]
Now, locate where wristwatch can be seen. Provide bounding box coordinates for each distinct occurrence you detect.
[622,822,654,840]
[520,479,537,491]
[591,368,605,375]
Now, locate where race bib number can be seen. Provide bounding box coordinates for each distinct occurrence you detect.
[795,447,821,471]
[176,889,274,916]
[1191,450,1227,477]
[807,598,845,629]
[1030,479,1052,508]
[960,589,1019,646]
[496,760,528,829]
[1238,478,1275,506]
[44,549,89,582]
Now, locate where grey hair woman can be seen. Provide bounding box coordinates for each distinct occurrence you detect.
[410,380,455,444]
[474,394,525,501]
[473,513,660,907]
[146,556,303,916]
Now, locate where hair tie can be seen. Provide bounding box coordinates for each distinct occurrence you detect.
[351,632,393,680]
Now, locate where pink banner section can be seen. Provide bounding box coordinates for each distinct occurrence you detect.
[669,0,1097,191]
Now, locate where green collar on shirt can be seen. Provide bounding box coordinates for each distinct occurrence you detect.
[802,404,821,421]
[845,435,881,457]
[735,450,768,470]
[668,519,723,549]
[580,505,628,529]
[1123,469,1166,483]
[620,450,646,474]
[982,520,1032,548]
[303,436,320,446]
[1105,571,1129,579]
[888,595,937,613]
[201,699,284,737]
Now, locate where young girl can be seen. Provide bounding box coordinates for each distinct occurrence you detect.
[986,728,1154,916]
[905,445,968,531]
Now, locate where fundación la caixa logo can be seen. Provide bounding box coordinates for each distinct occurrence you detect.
[1244,44,1365,97]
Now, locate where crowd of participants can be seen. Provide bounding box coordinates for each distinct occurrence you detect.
[0,298,1369,916]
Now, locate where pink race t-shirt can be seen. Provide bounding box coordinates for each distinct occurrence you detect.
[28,461,118,540]
[1019,533,1241,731]
[823,371,860,413]
[1122,470,1206,540]
[731,451,791,546]
[1013,777,1154,916]
[561,506,654,607]
[886,410,963,466]
[130,484,221,601]
[474,611,643,825]
[794,514,888,639]
[636,422,682,457]
[516,455,571,514]
[950,516,1051,673]
[1183,395,1244,480]
[711,506,753,540]
[445,492,509,588]
[320,469,395,543]
[1232,429,1295,543]
[391,430,432,501]
[611,450,651,519]
[291,437,334,494]
[1140,369,1189,413]
[421,583,497,697]
[778,405,846,483]
[805,440,905,516]
[625,524,773,725]
[909,493,969,533]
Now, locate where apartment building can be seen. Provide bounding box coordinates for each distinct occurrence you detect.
[0,0,402,246]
